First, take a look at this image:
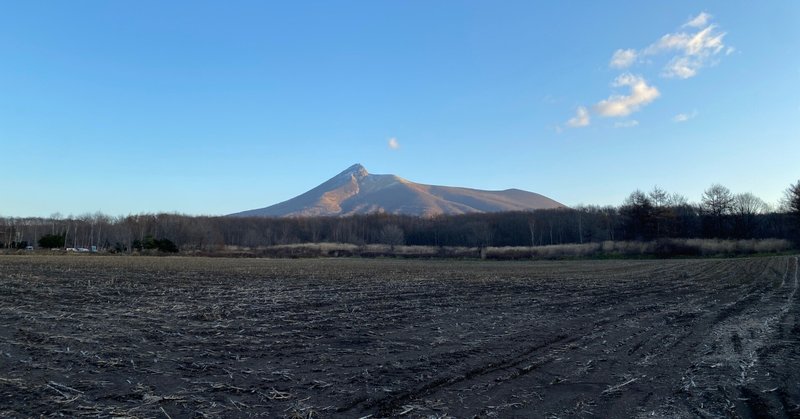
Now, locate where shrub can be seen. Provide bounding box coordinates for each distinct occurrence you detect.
[133,235,179,253]
[38,233,65,249]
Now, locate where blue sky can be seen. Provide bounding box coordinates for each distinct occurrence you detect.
[1,1,798,217]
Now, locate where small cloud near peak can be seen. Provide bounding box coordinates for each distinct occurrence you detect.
[388,137,400,150]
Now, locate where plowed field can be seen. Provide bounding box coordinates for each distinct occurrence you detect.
[1,256,798,418]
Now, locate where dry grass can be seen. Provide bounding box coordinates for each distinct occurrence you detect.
[5,238,792,260]
[179,238,794,260]
[483,238,793,260]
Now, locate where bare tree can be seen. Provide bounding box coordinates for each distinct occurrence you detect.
[702,184,734,216]
[667,193,688,207]
[649,186,670,238]
[733,192,766,238]
[648,186,669,208]
[702,184,734,237]
[94,212,111,250]
[528,215,536,247]
[379,224,405,248]
[50,212,62,235]
[733,193,766,216]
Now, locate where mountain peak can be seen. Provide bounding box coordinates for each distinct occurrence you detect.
[230,165,565,217]
[338,163,368,178]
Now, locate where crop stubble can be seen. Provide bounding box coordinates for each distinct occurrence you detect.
[0,255,798,418]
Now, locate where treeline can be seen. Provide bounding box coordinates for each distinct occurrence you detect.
[2,182,799,252]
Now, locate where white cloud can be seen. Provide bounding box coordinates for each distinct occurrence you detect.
[684,12,712,28]
[663,56,698,79]
[562,12,729,129]
[388,137,399,149]
[685,26,725,56]
[593,74,660,117]
[610,49,637,69]
[643,22,727,79]
[645,26,725,56]
[644,33,689,55]
[673,110,698,122]
[614,120,639,128]
[566,106,590,127]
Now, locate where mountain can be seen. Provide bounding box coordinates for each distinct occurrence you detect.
[230,164,565,217]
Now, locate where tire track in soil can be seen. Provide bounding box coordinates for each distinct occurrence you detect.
[339,333,576,416]
[645,256,800,419]
[355,257,795,418]
[477,260,760,418]
[549,258,785,418]
[341,258,756,418]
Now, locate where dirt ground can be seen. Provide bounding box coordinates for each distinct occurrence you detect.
[1,255,798,418]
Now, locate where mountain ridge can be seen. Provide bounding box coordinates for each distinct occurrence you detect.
[230,164,565,217]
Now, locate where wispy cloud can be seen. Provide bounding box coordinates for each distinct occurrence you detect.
[610,49,637,69]
[643,14,727,79]
[594,74,660,117]
[603,12,728,80]
[566,106,590,127]
[614,120,639,128]
[673,110,698,122]
[388,137,400,150]
[684,12,712,28]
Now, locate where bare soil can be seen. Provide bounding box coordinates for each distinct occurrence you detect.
[1,255,799,418]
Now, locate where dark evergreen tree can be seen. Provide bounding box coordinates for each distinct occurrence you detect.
[38,233,66,249]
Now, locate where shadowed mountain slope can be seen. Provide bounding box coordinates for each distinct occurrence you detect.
[230,164,565,217]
